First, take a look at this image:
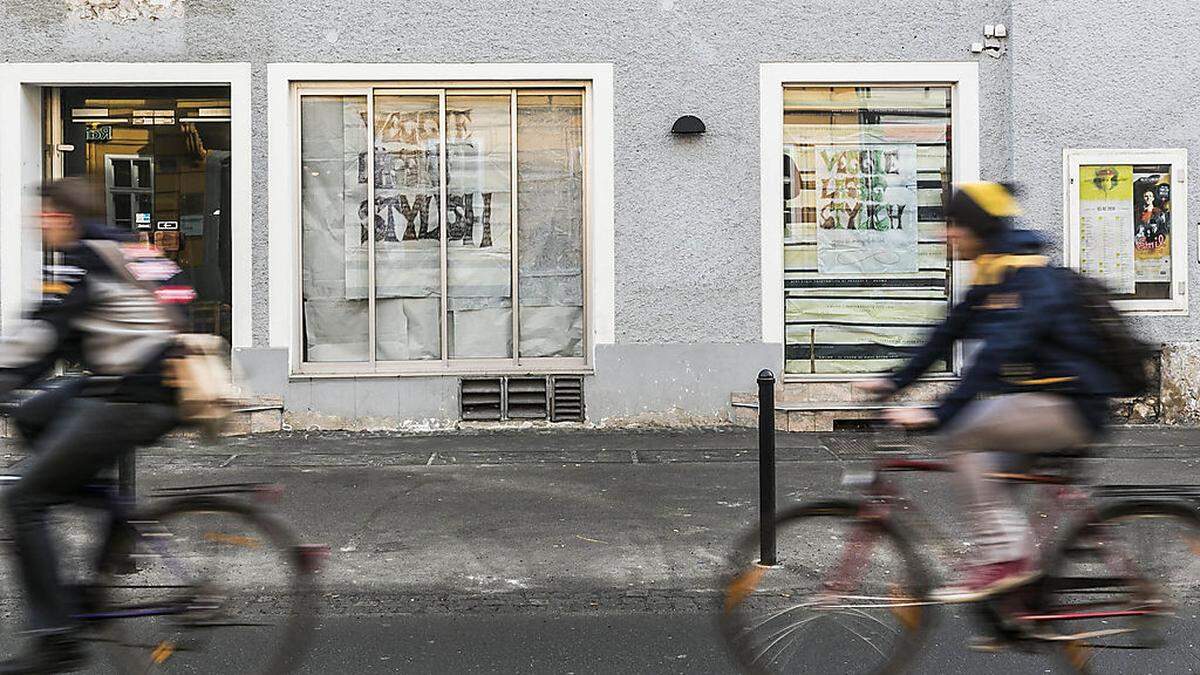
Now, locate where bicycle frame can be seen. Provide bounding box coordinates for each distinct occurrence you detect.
[832,456,1173,635]
[845,457,1085,554]
[0,474,306,625]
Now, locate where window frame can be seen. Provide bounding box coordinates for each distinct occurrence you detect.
[1063,148,1189,315]
[104,154,155,231]
[0,62,252,347]
[759,62,981,383]
[292,81,592,376]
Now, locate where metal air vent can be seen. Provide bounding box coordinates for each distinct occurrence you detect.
[460,376,584,422]
[460,378,503,420]
[507,378,549,419]
[550,376,584,422]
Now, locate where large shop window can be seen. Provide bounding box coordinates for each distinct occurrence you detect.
[783,86,953,376]
[1065,148,1188,314]
[297,87,586,371]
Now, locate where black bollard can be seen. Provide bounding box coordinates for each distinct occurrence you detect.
[757,369,777,566]
[118,450,136,501]
[114,450,137,574]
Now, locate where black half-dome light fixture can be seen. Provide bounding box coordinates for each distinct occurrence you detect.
[671,115,706,135]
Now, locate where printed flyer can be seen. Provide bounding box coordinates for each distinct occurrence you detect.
[1132,166,1172,283]
[1078,165,1135,293]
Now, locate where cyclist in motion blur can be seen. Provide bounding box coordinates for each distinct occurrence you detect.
[861,182,1120,602]
[0,178,183,673]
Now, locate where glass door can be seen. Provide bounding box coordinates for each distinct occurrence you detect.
[54,86,233,343]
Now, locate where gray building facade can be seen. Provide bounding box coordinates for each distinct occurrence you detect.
[0,1,1196,429]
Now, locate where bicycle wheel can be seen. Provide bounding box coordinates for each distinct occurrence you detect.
[718,499,933,675]
[1040,500,1200,674]
[92,497,319,674]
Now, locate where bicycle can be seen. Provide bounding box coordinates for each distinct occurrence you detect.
[717,425,1200,674]
[0,473,327,674]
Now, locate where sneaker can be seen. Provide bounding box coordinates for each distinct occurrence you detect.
[930,559,1036,604]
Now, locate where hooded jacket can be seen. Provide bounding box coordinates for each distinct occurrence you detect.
[0,237,179,404]
[889,229,1115,432]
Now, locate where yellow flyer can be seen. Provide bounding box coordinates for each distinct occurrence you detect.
[1078,165,1135,293]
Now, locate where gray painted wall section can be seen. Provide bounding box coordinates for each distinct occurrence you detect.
[238,343,777,424]
[586,343,779,424]
[0,0,1013,349]
[10,1,1196,424]
[1010,0,1199,345]
[235,347,460,426]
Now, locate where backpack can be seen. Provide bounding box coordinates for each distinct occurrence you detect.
[86,240,238,434]
[1061,268,1154,396]
[164,333,239,436]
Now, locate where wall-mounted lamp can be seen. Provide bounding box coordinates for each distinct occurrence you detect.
[671,115,706,135]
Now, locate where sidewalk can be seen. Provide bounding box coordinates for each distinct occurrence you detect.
[21,424,1200,466]
[2,426,1200,614]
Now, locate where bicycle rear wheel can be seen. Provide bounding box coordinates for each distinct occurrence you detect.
[718,500,932,675]
[1041,500,1200,674]
[92,497,319,674]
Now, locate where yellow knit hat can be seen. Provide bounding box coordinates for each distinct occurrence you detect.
[955,182,1023,218]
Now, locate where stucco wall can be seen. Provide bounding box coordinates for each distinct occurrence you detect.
[27,1,1198,425]
[1009,0,1200,345]
[0,0,1013,352]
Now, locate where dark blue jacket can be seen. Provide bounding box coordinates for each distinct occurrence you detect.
[889,229,1115,432]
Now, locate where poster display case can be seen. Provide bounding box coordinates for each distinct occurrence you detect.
[1064,148,1188,314]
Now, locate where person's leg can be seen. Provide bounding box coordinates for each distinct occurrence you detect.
[9,377,85,444]
[936,394,1091,599]
[950,450,1035,564]
[5,399,176,634]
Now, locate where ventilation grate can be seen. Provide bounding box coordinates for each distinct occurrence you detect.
[506,378,549,419]
[460,378,503,421]
[460,376,583,422]
[550,376,584,422]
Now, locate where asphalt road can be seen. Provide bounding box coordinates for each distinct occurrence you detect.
[2,609,1142,674]
[1,428,1200,672]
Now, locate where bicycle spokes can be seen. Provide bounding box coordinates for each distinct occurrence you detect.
[94,503,316,674]
[719,504,930,675]
[1040,505,1200,673]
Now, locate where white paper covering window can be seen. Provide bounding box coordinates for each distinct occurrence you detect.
[517,93,585,358]
[298,87,587,367]
[300,95,370,362]
[371,94,443,360]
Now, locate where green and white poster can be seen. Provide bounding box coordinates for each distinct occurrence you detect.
[814,144,919,274]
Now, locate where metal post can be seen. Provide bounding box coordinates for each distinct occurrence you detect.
[757,369,777,566]
[118,450,136,501]
[114,450,138,574]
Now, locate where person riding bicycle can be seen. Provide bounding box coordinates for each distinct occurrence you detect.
[861,181,1119,603]
[0,178,182,673]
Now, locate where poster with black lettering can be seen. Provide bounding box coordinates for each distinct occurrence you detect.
[1132,166,1171,283]
[814,144,919,274]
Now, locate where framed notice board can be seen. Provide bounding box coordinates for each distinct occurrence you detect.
[1064,148,1188,314]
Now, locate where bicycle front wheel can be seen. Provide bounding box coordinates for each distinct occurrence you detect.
[718,499,933,675]
[1041,499,1200,674]
[93,496,319,674]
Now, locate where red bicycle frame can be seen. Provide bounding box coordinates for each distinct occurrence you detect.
[826,454,1163,628]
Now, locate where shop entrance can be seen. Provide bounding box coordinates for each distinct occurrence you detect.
[48,86,233,343]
